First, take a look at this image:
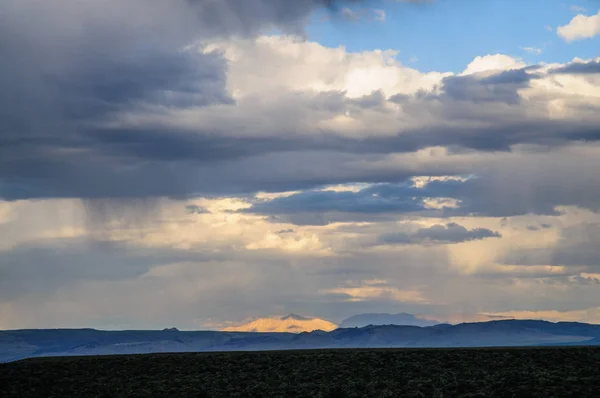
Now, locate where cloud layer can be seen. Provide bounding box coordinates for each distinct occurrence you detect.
[2,0,600,329]
[2,4,600,201]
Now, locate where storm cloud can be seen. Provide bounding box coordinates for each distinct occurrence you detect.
[0,0,369,200]
[0,1,599,201]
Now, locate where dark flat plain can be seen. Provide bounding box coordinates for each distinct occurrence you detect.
[2,347,600,397]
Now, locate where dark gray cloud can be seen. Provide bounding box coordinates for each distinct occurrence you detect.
[348,90,388,109]
[550,60,600,75]
[275,229,296,234]
[440,67,540,105]
[525,224,552,231]
[0,0,367,201]
[186,205,211,215]
[7,115,600,201]
[7,136,600,225]
[379,222,501,245]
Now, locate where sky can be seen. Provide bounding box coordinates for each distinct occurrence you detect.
[1,0,600,330]
[307,0,600,71]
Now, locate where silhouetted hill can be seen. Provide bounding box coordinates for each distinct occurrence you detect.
[2,319,600,362]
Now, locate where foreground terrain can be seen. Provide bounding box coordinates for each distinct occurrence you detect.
[2,347,600,397]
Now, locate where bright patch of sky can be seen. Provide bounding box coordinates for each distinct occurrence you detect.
[306,0,600,72]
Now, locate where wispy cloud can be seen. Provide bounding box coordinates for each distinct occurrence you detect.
[520,46,543,55]
[341,7,361,21]
[379,223,502,245]
[570,5,587,13]
[340,7,386,22]
[373,9,386,21]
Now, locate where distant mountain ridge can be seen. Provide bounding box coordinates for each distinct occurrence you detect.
[339,312,514,328]
[340,313,438,328]
[223,311,513,333]
[3,319,600,363]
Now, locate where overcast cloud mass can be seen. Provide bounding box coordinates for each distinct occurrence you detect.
[2,0,600,330]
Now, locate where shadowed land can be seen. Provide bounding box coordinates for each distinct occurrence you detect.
[3,347,600,397]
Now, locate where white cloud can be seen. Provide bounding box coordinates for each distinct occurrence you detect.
[461,53,525,75]
[557,10,600,41]
[202,36,446,99]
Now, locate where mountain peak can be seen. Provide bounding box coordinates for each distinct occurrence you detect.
[222,314,337,333]
[281,314,310,321]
